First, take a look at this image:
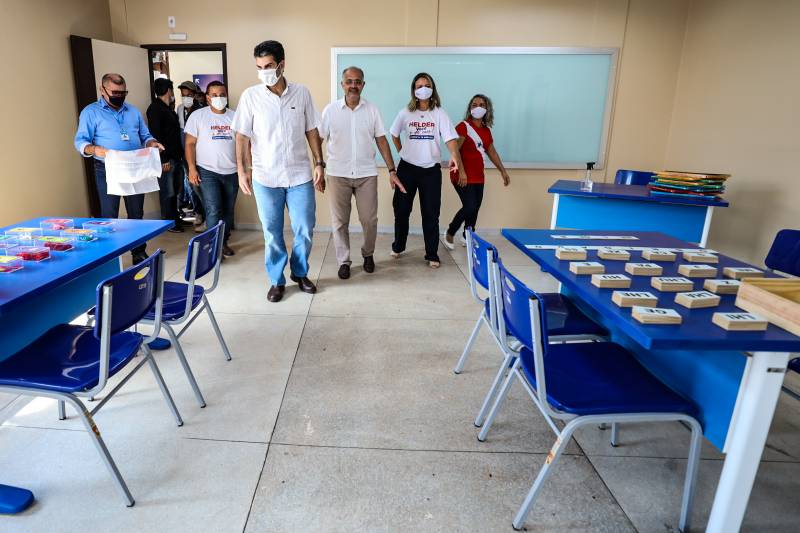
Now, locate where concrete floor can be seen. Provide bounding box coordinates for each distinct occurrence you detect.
[1,228,799,532]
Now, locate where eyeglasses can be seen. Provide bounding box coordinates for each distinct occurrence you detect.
[103,87,129,97]
[343,79,364,86]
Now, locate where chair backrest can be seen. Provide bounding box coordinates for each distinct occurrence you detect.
[497,259,554,411]
[467,229,497,294]
[184,221,224,284]
[764,229,800,277]
[94,250,164,338]
[614,169,653,186]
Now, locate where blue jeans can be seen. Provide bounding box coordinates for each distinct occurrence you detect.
[94,160,146,256]
[253,180,316,286]
[158,159,182,223]
[198,166,238,242]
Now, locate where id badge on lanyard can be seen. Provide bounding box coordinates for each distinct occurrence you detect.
[116,108,129,141]
[120,131,130,141]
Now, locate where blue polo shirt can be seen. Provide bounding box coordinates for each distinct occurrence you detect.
[74,98,156,160]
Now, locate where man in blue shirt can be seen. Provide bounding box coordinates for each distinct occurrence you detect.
[74,73,164,263]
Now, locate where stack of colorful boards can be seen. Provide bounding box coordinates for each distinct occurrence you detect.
[647,171,730,201]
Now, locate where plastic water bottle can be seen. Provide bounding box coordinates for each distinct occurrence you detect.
[581,162,595,192]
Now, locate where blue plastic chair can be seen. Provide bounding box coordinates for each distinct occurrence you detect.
[459,231,608,428]
[455,230,607,375]
[614,169,654,186]
[478,260,702,532]
[0,251,182,507]
[764,229,800,399]
[140,221,232,408]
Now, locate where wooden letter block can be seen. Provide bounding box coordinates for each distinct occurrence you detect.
[642,249,677,262]
[704,279,741,294]
[723,267,765,280]
[597,248,631,261]
[555,246,587,260]
[591,274,632,288]
[624,262,663,276]
[612,291,658,308]
[569,261,605,275]
[675,290,721,309]
[682,251,719,264]
[651,276,695,292]
[632,306,683,325]
[712,312,768,331]
[678,264,718,278]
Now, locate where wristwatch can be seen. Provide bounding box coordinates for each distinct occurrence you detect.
[315,160,326,168]
[388,168,397,174]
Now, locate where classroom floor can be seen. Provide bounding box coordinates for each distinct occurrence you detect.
[1,229,800,532]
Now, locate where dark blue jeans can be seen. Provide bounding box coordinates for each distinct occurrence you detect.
[94,160,146,256]
[158,159,182,223]
[198,166,238,242]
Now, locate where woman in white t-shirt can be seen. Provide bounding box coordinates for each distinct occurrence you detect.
[184,81,238,256]
[389,72,465,268]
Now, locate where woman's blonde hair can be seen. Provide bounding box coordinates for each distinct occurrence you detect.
[407,72,442,111]
[463,94,494,128]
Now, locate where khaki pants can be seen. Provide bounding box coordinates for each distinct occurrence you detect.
[327,175,378,266]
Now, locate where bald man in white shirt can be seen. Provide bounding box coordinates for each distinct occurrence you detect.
[319,66,401,280]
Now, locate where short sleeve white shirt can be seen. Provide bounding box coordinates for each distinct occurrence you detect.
[388,107,458,168]
[320,98,386,178]
[231,81,320,187]
[184,107,237,175]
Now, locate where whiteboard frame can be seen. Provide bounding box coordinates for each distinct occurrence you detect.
[331,46,619,170]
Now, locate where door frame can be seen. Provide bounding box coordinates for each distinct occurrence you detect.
[140,43,228,100]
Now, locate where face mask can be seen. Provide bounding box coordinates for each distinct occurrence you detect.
[104,90,125,108]
[169,94,175,104]
[414,86,433,100]
[258,68,281,87]
[470,106,487,119]
[182,96,194,108]
[210,97,227,111]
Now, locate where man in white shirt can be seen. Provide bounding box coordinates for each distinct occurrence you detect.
[319,66,401,280]
[185,80,238,257]
[232,40,325,303]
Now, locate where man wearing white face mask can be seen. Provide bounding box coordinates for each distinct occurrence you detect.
[232,40,325,303]
[177,80,206,230]
[185,81,238,256]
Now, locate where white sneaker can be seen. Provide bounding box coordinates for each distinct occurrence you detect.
[194,222,207,233]
[442,233,455,250]
[458,233,467,247]
[390,250,403,259]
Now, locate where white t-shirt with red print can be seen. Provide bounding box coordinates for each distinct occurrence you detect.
[184,106,237,175]
[389,107,458,168]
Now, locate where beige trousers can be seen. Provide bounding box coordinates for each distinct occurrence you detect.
[327,175,378,265]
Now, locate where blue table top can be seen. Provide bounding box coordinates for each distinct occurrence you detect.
[502,228,800,352]
[548,180,730,208]
[0,217,172,316]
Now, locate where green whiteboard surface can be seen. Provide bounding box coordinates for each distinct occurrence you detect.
[331,47,618,169]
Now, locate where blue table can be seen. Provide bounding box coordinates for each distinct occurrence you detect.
[548,180,729,246]
[0,216,171,514]
[503,228,800,533]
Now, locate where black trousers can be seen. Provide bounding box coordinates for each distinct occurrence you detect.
[392,159,442,262]
[447,182,484,237]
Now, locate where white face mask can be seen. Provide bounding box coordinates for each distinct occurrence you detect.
[414,86,433,100]
[470,106,487,119]
[168,94,175,104]
[182,96,194,109]
[258,68,281,87]
[210,96,227,111]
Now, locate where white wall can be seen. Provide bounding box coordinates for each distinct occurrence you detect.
[167,50,223,90]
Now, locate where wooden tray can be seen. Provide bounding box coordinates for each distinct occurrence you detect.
[735,278,800,336]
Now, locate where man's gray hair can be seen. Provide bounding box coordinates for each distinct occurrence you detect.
[101,73,126,86]
[341,66,364,80]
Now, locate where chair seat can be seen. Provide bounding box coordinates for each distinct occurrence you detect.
[518,342,696,417]
[485,294,606,338]
[0,324,142,393]
[789,358,800,374]
[144,281,204,321]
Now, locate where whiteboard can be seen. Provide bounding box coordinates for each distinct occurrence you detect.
[331,47,618,169]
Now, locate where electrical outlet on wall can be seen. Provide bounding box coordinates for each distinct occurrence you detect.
[168,16,176,29]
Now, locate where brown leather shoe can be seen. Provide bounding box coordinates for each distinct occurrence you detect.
[290,274,317,294]
[338,264,350,279]
[267,285,285,302]
[363,256,375,273]
[222,244,235,257]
